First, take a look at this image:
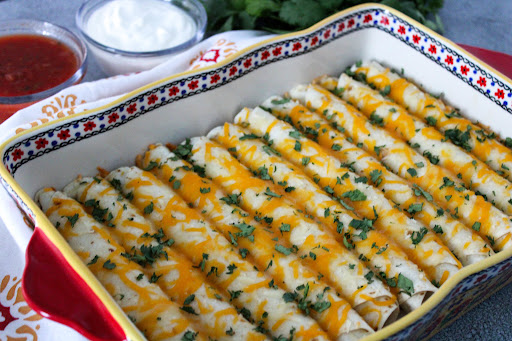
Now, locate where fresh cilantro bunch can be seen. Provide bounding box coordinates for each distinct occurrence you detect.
[201,0,444,35]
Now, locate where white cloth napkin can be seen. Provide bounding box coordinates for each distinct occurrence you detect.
[0,29,275,341]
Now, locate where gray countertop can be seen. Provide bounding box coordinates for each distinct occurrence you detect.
[1,1,512,340]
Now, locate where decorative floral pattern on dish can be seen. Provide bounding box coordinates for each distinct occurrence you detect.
[3,8,511,176]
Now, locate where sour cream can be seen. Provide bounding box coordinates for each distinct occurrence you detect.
[85,0,198,52]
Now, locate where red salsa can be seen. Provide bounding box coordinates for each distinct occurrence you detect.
[0,34,79,97]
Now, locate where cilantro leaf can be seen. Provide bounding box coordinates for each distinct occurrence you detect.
[342,189,367,201]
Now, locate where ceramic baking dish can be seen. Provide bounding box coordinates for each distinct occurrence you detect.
[2,3,512,341]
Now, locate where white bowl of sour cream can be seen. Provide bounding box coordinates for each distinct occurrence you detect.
[76,0,207,76]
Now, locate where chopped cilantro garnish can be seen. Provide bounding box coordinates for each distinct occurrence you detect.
[412,184,433,201]
[425,116,437,126]
[374,144,386,156]
[423,150,439,164]
[355,176,368,183]
[264,187,282,198]
[445,126,472,151]
[279,223,290,234]
[149,272,162,283]
[472,222,481,232]
[343,235,355,250]
[174,139,193,159]
[193,253,209,272]
[407,168,418,177]
[342,189,367,201]
[173,180,181,190]
[275,244,297,255]
[143,161,158,171]
[411,227,428,245]
[143,202,154,214]
[380,84,391,96]
[369,112,385,127]
[407,203,423,215]
[181,331,198,341]
[103,259,116,270]
[262,145,281,156]
[439,177,455,190]
[226,263,237,274]
[65,213,79,227]
[364,271,374,284]
[239,248,249,258]
[289,130,302,139]
[87,255,99,265]
[397,274,414,295]
[220,193,241,206]
[229,290,242,301]
[331,143,342,151]
[271,98,291,105]
[239,133,259,140]
[433,225,444,234]
[370,169,383,186]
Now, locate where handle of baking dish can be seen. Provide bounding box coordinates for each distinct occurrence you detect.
[22,227,127,341]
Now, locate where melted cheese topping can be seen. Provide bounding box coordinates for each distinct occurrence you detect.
[36,189,203,341]
[188,136,399,330]
[336,74,512,217]
[210,122,437,311]
[235,107,461,284]
[264,97,492,266]
[293,84,512,251]
[353,61,512,184]
[105,167,329,341]
[139,144,374,339]
[62,177,266,341]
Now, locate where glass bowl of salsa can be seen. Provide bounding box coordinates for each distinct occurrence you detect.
[0,20,88,123]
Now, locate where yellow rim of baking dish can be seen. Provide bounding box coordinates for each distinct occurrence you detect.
[2,3,512,340]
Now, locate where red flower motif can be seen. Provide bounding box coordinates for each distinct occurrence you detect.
[380,16,389,25]
[474,274,487,284]
[261,50,270,60]
[412,34,420,44]
[348,19,355,28]
[311,36,319,46]
[210,74,220,84]
[169,86,179,96]
[229,66,238,76]
[108,113,119,123]
[460,65,470,75]
[477,76,486,87]
[445,55,454,65]
[12,149,23,161]
[147,94,158,105]
[338,23,345,32]
[323,30,331,39]
[428,44,436,54]
[127,103,137,114]
[363,14,372,23]
[495,89,505,99]
[188,80,199,90]
[272,47,282,56]
[398,25,406,35]
[35,138,48,150]
[84,121,96,132]
[243,58,252,68]
[292,42,302,51]
[57,129,70,140]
